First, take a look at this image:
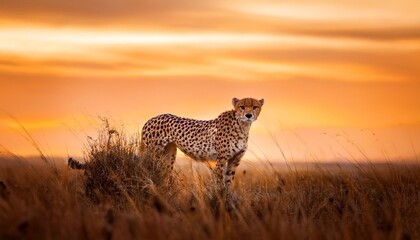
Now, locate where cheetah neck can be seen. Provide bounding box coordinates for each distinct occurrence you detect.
[220,110,252,137]
[237,119,252,137]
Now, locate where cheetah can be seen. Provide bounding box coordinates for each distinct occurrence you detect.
[140,97,264,187]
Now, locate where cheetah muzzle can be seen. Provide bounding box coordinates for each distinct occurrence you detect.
[140,97,264,187]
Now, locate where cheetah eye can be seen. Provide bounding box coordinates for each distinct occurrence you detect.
[240,106,245,110]
[253,106,259,110]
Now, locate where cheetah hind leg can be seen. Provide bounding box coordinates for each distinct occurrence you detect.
[162,142,177,172]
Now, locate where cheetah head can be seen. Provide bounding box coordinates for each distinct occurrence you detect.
[232,97,264,124]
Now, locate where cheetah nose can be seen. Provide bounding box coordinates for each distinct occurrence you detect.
[245,113,253,118]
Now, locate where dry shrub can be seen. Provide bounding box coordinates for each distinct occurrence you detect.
[79,119,173,207]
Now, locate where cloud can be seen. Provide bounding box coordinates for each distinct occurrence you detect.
[1,33,419,83]
[291,27,420,41]
[0,0,219,28]
[1,0,419,43]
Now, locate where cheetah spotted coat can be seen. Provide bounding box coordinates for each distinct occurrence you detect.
[141,97,264,186]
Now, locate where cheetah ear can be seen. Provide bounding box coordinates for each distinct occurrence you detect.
[232,97,239,107]
[259,99,264,106]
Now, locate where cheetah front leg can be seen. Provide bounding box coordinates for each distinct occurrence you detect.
[224,149,245,187]
[214,149,245,188]
[215,157,227,187]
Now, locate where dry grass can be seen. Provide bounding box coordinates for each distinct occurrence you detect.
[0,123,419,240]
[75,121,173,208]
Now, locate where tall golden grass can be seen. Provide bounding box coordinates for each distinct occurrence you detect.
[0,122,419,239]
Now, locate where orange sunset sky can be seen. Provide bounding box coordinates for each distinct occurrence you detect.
[0,0,419,162]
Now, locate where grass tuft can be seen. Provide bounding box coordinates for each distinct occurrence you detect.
[73,119,174,209]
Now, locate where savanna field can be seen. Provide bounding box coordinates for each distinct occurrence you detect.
[0,124,419,240]
[1,0,420,239]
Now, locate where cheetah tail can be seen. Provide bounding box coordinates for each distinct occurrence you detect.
[68,157,86,170]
